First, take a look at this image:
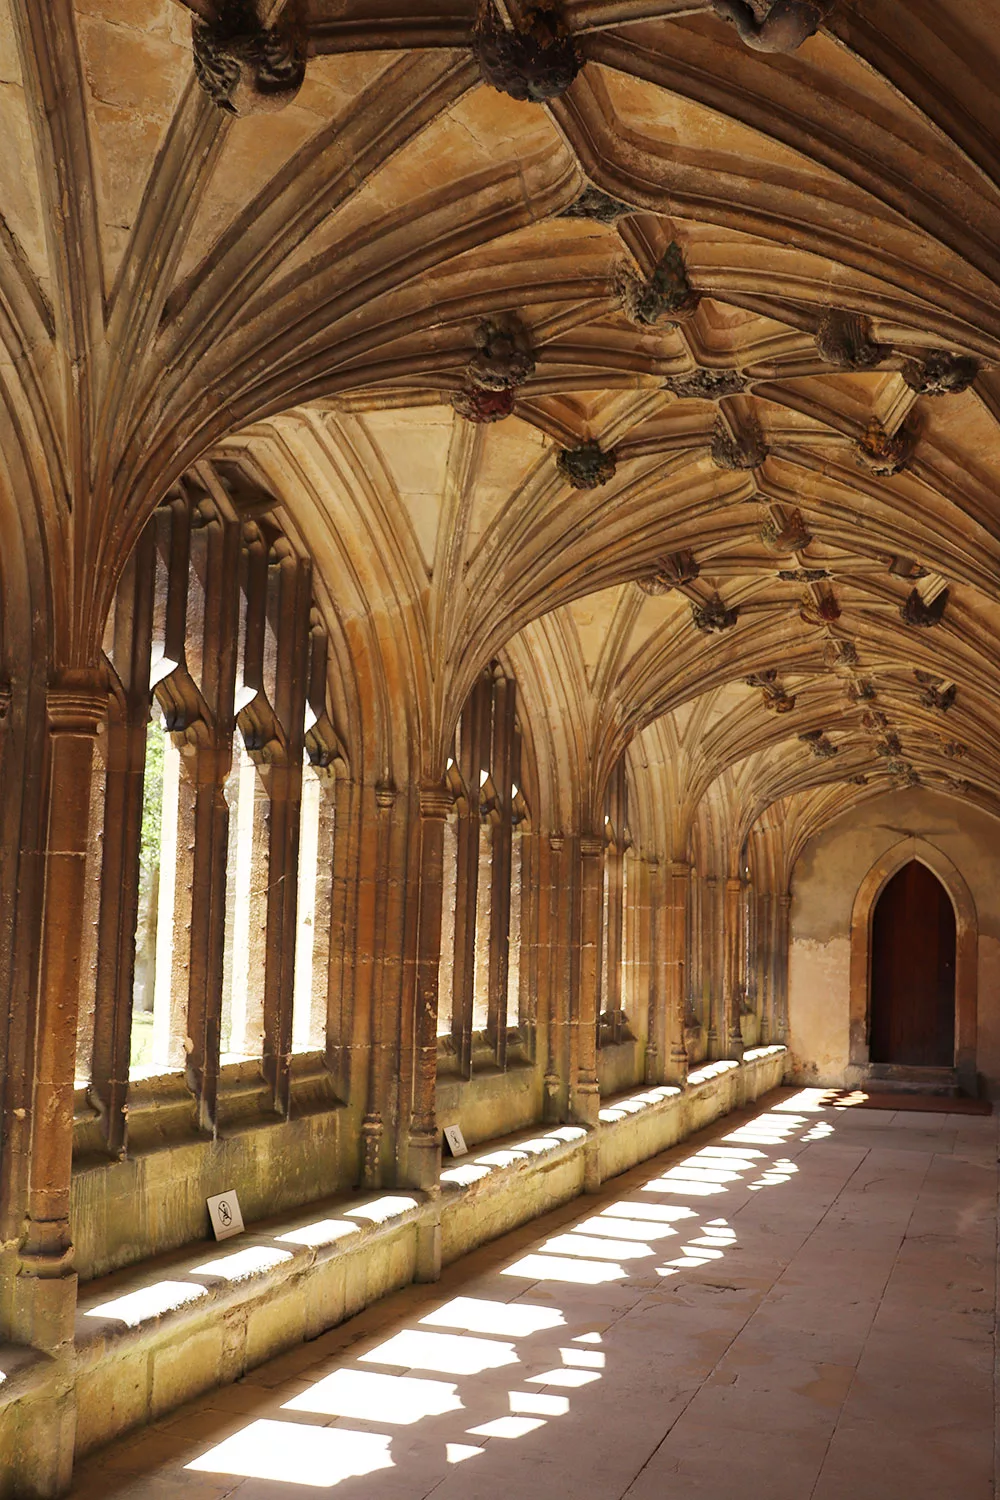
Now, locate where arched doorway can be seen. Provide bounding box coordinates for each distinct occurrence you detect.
[870,861,956,1067]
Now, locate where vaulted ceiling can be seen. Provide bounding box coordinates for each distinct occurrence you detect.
[1,0,998,857]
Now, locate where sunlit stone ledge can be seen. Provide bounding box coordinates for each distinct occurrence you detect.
[1,1050,787,1472]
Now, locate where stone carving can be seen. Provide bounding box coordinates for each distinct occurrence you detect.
[467,314,535,391]
[613,243,700,327]
[815,591,841,624]
[799,729,838,758]
[915,670,956,711]
[847,679,877,702]
[711,419,767,471]
[691,594,739,633]
[664,368,748,400]
[888,556,928,580]
[191,1,306,115]
[889,762,921,787]
[559,188,633,225]
[861,709,888,732]
[761,508,811,553]
[453,313,535,423]
[557,441,617,489]
[875,733,903,758]
[901,587,948,627]
[746,671,796,713]
[709,0,834,53]
[824,638,858,666]
[902,351,979,397]
[856,417,918,476]
[636,549,700,595]
[941,739,967,759]
[452,385,516,423]
[778,568,830,582]
[816,310,889,371]
[473,1,581,102]
[849,774,869,785]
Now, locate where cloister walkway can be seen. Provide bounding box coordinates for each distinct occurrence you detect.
[69,1090,998,1500]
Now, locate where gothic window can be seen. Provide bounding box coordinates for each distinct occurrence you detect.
[79,480,340,1143]
[437,664,528,1074]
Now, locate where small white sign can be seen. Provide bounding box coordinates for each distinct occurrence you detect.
[207,1190,244,1242]
[443,1125,468,1158]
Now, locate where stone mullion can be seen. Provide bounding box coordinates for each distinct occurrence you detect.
[758,890,774,1043]
[400,786,449,1281]
[14,678,106,1357]
[604,840,624,1042]
[666,860,691,1085]
[260,556,310,1117]
[385,789,416,1184]
[0,683,48,1324]
[544,834,567,1121]
[704,876,720,1055]
[487,675,515,1066]
[644,858,664,1084]
[775,893,792,1041]
[361,783,396,1189]
[725,875,745,1059]
[90,530,156,1153]
[452,678,487,1076]
[325,773,359,1100]
[575,833,604,1191]
[518,827,539,1040]
[184,513,240,1135]
[406,787,450,1185]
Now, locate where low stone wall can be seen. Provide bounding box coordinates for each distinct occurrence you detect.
[0,1049,787,1499]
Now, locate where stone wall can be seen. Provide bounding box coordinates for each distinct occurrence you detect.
[788,788,1000,1094]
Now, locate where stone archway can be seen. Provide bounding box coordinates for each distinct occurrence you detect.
[848,837,978,1094]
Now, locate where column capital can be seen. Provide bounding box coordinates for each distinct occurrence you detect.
[418,782,452,820]
[779,892,793,910]
[374,779,396,811]
[667,859,691,878]
[725,875,743,893]
[579,833,605,859]
[47,673,106,736]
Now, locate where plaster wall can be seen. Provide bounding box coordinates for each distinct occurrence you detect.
[788,788,1000,1093]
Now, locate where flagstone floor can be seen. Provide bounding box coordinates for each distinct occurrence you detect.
[69,1088,999,1500]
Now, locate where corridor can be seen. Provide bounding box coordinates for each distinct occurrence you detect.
[69,1091,998,1500]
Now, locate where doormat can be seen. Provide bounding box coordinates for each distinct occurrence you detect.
[822,1090,992,1116]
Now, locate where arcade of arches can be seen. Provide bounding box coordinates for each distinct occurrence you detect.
[0,1,999,1495]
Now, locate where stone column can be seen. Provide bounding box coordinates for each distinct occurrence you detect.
[544,833,568,1121]
[575,833,604,1191]
[15,678,106,1358]
[724,875,745,1059]
[361,782,396,1189]
[775,893,792,1042]
[665,860,691,1085]
[405,784,450,1281]
[757,890,774,1044]
[644,858,664,1085]
[703,876,720,1055]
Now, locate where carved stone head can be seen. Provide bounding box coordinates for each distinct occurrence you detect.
[613,244,700,327]
[468,314,536,391]
[557,442,617,489]
[473,1,581,103]
[192,4,306,115]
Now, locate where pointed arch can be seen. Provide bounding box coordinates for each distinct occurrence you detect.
[848,836,978,1093]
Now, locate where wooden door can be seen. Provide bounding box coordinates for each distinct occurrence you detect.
[870,860,956,1066]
